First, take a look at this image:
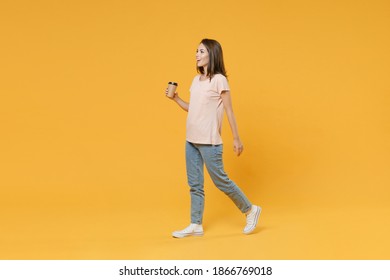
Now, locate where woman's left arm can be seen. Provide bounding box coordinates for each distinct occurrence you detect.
[221,90,244,156]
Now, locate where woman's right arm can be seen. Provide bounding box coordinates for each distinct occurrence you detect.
[166,90,189,112]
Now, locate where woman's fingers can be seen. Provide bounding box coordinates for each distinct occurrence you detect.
[234,144,243,156]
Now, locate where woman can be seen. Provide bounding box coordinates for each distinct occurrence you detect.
[166,38,261,238]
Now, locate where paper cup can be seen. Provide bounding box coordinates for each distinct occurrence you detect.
[167,82,178,98]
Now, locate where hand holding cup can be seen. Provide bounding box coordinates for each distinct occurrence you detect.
[166,82,178,99]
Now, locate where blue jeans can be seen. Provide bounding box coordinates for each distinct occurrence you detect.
[186,141,252,224]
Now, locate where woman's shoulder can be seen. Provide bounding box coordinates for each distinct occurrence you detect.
[213,73,228,80]
[192,74,202,82]
[212,74,229,85]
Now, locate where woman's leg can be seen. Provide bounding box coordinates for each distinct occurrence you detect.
[185,141,205,224]
[197,144,252,214]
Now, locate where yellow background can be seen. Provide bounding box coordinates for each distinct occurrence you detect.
[1,0,389,259]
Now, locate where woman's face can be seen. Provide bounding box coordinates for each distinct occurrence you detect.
[196,43,209,69]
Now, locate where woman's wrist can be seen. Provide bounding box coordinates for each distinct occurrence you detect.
[173,95,180,103]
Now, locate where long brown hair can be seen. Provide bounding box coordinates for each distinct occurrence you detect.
[197,38,227,80]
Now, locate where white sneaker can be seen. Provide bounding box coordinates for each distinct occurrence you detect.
[172,223,204,238]
[243,205,261,234]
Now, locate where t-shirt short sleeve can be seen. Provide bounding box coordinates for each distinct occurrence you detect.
[216,74,230,95]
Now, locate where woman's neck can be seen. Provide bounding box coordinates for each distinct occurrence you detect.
[203,67,208,76]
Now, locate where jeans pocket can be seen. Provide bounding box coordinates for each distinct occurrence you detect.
[212,144,223,159]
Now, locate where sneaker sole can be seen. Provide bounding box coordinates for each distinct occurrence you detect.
[172,232,204,238]
[243,206,262,234]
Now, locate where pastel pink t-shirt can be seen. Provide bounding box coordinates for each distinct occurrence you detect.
[186,74,230,145]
